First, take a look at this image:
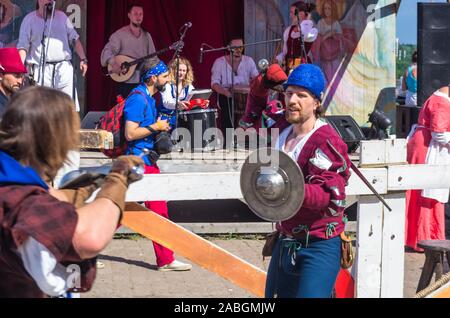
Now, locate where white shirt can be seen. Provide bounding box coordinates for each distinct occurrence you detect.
[161,83,195,110]
[211,55,259,88]
[275,119,328,162]
[17,10,79,65]
[17,237,71,297]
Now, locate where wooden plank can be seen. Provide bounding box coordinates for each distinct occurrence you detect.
[125,172,242,202]
[122,203,267,298]
[385,139,407,165]
[359,139,407,167]
[355,196,383,298]
[359,140,386,166]
[388,165,450,190]
[380,193,405,298]
[123,169,389,202]
[116,223,275,235]
[116,221,357,235]
[162,149,250,161]
[79,130,113,150]
[347,168,388,195]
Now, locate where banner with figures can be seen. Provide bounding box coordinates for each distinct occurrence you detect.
[245,0,396,128]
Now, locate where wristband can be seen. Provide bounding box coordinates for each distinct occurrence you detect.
[146,125,158,134]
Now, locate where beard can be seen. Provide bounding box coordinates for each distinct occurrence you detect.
[285,108,304,124]
[4,83,21,96]
[155,83,166,92]
[286,113,302,125]
[131,22,141,28]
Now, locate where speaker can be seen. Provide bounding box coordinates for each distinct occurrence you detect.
[324,116,366,153]
[81,112,105,129]
[418,3,450,106]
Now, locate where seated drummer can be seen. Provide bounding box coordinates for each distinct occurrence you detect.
[159,57,195,129]
[211,35,259,147]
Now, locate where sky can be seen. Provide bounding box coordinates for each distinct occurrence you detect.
[397,0,447,45]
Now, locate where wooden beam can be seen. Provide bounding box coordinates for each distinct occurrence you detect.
[388,165,450,190]
[79,129,113,150]
[355,196,383,298]
[123,168,389,202]
[122,203,267,298]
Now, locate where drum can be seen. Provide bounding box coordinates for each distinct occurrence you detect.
[177,108,219,152]
[233,86,250,128]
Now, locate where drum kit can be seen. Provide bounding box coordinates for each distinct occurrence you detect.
[176,86,252,152]
[177,58,275,152]
[177,107,219,152]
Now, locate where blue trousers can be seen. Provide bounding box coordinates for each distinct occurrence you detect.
[265,235,341,298]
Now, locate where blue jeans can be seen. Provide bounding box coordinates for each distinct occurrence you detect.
[265,235,341,298]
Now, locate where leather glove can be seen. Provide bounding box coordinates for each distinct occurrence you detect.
[96,156,145,215]
[60,184,99,209]
[59,173,106,208]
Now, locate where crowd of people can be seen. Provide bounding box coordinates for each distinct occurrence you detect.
[0,0,448,299]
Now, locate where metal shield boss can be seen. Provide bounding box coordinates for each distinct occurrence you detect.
[240,148,305,222]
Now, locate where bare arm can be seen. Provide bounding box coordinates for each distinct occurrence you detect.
[72,198,121,259]
[212,83,232,98]
[74,39,88,77]
[125,119,169,142]
[18,49,27,64]
[47,187,120,259]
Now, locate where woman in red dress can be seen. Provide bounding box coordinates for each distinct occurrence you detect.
[405,85,450,251]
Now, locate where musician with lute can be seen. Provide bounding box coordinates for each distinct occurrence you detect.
[101,4,156,98]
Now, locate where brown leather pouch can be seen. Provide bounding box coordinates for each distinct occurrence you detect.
[262,231,279,259]
[340,232,354,269]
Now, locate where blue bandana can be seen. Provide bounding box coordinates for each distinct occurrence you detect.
[141,61,169,83]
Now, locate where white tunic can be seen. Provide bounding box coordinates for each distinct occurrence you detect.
[161,83,195,110]
[17,10,79,65]
[211,55,259,88]
[17,10,80,111]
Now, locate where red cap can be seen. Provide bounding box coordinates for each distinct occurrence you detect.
[0,48,27,74]
[266,64,288,84]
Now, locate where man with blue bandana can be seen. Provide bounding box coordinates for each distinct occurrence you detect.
[123,58,192,272]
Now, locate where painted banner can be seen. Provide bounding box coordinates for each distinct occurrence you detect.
[245,0,397,127]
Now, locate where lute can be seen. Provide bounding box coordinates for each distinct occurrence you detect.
[107,40,184,82]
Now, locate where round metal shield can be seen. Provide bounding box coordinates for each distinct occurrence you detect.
[240,148,305,222]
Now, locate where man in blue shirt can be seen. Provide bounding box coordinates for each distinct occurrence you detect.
[124,58,192,272]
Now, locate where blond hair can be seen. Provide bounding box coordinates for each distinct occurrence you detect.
[168,57,194,87]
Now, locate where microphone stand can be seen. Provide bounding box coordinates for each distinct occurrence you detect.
[173,24,190,131]
[38,2,56,87]
[71,37,78,108]
[295,10,308,66]
[200,38,281,148]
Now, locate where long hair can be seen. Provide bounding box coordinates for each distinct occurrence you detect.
[0,86,80,181]
[168,57,194,88]
[318,0,340,21]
